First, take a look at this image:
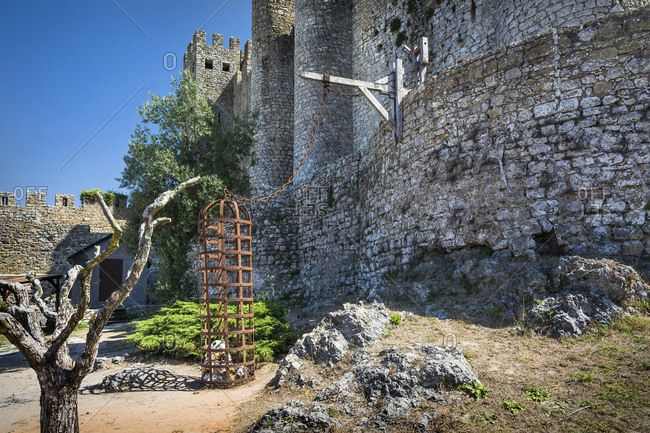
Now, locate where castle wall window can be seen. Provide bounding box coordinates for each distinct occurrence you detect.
[1,197,7,206]
[205,59,214,70]
[222,62,231,72]
[62,198,68,207]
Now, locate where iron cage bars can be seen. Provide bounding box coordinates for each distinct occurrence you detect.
[198,200,255,388]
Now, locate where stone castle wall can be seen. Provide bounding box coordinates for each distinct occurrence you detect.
[352,0,650,153]
[294,8,650,294]
[188,1,650,295]
[0,191,127,276]
[294,0,354,183]
[249,0,297,288]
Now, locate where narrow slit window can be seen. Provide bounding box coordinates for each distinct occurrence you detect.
[471,0,477,22]
[1,197,7,206]
[222,62,231,72]
[62,198,68,207]
[205,59,214,70]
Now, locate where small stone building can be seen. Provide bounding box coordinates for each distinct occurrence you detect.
[68,235,149,309]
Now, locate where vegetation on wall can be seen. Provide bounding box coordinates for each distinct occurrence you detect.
[127,300,299,363]
[80,189,127,206]
[118,70,258,303]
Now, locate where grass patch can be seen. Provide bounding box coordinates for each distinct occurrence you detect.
[568,371,594,383]
[390,314,402,326]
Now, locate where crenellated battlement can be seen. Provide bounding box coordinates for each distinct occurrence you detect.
[0,190,128,275]
[0,190,126,211]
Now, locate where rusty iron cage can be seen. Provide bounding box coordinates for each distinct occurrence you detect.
[198,200,255,387]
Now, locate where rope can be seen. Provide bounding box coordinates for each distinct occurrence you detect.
[224,79,343,204]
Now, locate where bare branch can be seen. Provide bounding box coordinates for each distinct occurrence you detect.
[82,194,123,272]
[49,193,126,356]
[25,272,56,321]
[74,176,202,378]
[141,176,202,221]
[153,217,172,227]
[0,279,29,307]
[94,191,122,234]
[59,266,82,301]
[0,312,45,366]
[0,279,45,344]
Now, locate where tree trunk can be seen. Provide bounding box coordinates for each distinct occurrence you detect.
[39,373,80,433]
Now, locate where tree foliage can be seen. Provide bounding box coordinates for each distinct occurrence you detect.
[118,70,257,303]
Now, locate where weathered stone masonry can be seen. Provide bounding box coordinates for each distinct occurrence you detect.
[190,0,649,296]
[297,8,650,294]
[0,191,126,275]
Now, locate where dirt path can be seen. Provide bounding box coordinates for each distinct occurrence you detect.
[0,324,275,433]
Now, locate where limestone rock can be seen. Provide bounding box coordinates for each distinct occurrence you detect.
[290,327,349,366]
[92,355,125,372]
[328,302,390,347]
[249,400,340,433]
[316,345,478,420]
[527,292,623,338]
[556,256,649,306]
[288,302,389,366]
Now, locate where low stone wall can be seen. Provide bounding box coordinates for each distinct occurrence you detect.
[0,191,126,275]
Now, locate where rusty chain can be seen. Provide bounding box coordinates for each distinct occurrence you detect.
[224,79,356,204]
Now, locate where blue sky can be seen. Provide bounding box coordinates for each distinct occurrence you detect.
[0,0,252,205]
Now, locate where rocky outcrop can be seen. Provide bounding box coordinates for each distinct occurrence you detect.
[269,302,389,387]
[258,345,479,432]
[527,257,649,337]
[527,293,623,338]
[93,355,125,372]
[317,346,477,419]
[249,401,340,433]
[554,256,649,306]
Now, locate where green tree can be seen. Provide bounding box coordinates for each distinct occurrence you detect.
[118,70,257,303]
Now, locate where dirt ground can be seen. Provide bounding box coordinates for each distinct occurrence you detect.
[0,324,276,433]
[1,306,649,433]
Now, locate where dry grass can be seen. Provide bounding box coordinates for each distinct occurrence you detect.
[232,305,650,433]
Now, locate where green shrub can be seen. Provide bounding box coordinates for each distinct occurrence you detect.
[390,314,402,326]
[80,189,126,206]
[459,380,490,401]
[127,300,298,363]
[503,400,525,414]
[74,322,89,331]
[523,385,551,402]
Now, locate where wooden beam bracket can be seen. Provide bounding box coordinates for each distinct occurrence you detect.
[298,55,409,141]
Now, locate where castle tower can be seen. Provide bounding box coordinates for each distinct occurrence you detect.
[249,0,298,292]
[294,0,354,183]
[250,0,295,195]
[184,30,242,130]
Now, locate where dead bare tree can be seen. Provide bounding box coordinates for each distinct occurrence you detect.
[0,176,201,433]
